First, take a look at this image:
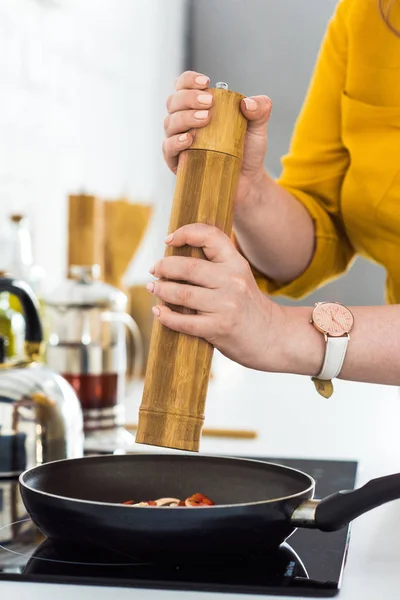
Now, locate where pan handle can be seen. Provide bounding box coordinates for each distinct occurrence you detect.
[291,473,400,532]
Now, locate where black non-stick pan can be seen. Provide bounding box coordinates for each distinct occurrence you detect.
[19,454,400,563]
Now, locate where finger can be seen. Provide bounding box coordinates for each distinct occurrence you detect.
[166,89,214,114]
[162,133,194,173]
[151,255,224,288]
[174,71,210,91]
[241,95,272,134]
[164,109,211,138]
[152,304,214,339]
[148,280,217,312]
[165,224,240,264]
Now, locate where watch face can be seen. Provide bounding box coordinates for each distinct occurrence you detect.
[312,302,354,337]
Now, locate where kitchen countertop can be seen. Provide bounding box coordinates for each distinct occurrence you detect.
[3,351,400,599]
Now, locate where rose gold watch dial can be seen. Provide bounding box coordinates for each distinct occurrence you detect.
[312,302,354,337]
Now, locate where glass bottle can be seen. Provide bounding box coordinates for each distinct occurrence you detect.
[1,214,46,314]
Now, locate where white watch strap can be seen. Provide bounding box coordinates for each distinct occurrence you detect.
[317,336,349,380]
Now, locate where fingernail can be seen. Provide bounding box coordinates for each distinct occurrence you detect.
[194,110,209,120]
[152,306,161,317]
[178,133,188,142]
[146,282,155,293]
[165,233,174,243]
[198,94,212,105]
[244,98,257,111]
[149,264,155,274]
[195,75,209,86]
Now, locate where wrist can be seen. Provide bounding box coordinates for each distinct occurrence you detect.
[233,168,270,220]
[269,306,326,376]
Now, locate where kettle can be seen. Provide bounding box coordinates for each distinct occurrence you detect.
[0,276,84,478]
[43,265,143,453]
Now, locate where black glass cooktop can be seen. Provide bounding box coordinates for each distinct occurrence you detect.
[0,456,357,597]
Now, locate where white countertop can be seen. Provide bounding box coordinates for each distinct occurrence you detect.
[3,351,400,599]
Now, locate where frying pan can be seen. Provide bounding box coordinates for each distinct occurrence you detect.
[19,454,400,563]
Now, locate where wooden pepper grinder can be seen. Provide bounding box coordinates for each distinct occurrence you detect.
[136,82,247,452]
[67,194,104,276]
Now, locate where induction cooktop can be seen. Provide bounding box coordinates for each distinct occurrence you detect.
[0,456,358,597]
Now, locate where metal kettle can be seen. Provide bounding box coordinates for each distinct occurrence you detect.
[0,277,84,478]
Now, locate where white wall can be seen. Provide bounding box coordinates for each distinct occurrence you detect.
[0,0,187,287]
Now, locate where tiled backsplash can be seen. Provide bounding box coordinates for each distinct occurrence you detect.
[0,0,186,287]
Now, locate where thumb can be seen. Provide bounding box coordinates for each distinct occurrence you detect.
[241,95,272,134]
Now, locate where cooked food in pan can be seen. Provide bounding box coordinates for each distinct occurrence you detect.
[122,493,215,507]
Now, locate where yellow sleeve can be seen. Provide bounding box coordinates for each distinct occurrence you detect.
[252,0,355,299]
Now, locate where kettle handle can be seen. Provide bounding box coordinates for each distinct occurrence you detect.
[100,311,144,381]
[121,313,144,381]
[0,277,43,345]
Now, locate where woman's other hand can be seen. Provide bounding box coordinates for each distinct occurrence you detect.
[162,71,272,211]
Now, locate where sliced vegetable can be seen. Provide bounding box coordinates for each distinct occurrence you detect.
[122,493,215,507]
[185,493,215,507]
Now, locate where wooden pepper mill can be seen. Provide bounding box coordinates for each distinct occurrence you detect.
[136,82,247,451]
[67,193,104,275]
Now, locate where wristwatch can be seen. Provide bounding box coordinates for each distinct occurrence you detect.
[310,302,354,398]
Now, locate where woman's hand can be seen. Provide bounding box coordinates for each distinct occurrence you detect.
[147,223,285,371]
[163,71,272,211]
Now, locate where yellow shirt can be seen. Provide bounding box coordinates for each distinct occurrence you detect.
[254,0,400,304]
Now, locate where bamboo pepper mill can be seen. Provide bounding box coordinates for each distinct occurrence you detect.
[136,82,247,452]
[67,193,104,276]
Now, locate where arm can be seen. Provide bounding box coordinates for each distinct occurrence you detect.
[234,0,355,297]
[148,224,399,387]
[277,305,400,386]
[233,171,316,285]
